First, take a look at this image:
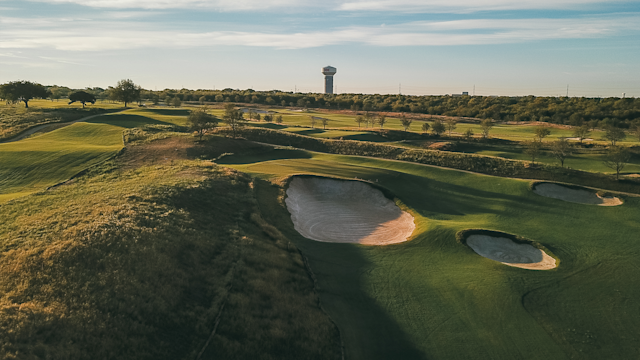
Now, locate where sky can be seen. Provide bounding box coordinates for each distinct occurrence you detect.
[0,0,639,97]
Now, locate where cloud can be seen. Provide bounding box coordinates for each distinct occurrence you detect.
[26,0,623,12]
[1,15,638,51]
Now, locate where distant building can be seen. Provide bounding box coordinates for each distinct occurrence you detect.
[322,66,337,94]
[450,92,469,97]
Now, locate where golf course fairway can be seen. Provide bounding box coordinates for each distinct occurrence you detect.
[0,110,187,203]
[218,148,640,360]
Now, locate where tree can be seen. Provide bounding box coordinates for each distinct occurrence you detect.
[363,112,374,128]
[171,97,181,108]
[421,122,430,133]
[199,96,206,104]
[603,146,630,180]
[309,116,317,129]
[524,140,543,164]
[445,119,457,136]
[264,114,273,122]
[321,117,329,129]
[187,107,218,141]
[573,125,591,144]
[377,113,387,129]
[534,125,551,142]
[68,91,96,108]
[275,115,283,124]
[355,115,365,128]
[110,79,141,107]
[550,138,572,168]
[400,115,413,132]
[223,103,244,138]
[480,119,493,139]
[431,120,445,136]
[0,81,49,108]
[464,128,474,141]
[603,126,626,146]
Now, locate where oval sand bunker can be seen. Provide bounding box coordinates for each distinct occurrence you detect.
[466,235,556,270]
[533,183,622,206]
[285,177,415,245]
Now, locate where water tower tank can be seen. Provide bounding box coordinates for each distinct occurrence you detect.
[322,66,337,94]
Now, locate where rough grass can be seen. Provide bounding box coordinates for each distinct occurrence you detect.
[220,148,640,360]
[215,127,640,194]
[0,150,341,359]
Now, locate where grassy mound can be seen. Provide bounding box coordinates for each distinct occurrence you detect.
[0,152,341,359]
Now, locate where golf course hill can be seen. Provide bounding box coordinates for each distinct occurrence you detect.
[0,136,342,360]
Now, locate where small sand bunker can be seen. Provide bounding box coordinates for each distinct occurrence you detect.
[533,183,622,206]
[285,177,415,245]
[466,235,557,270]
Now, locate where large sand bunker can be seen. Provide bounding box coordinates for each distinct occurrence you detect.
[533,182,622,206]
[466,235,557,270]
[285,177,415,245]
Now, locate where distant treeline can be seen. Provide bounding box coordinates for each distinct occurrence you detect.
[47,86,640,128]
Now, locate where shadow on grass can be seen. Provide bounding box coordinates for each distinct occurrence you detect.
[135,108,190,116]
[216,149,313,165]
[88,114,178,129]
[248,123,287,130]
[341,133,390,143]
[254,180,428,360]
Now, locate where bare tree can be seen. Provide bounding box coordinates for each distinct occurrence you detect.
[603,146,631,180]
[573,124,591,144]
[464,128,474,141]
[400,115,413,132]
[480,119,493,139]
[524,140,543,164]
[603,126,626,146]
[445,119,457,136]
[309,116,317,129]
[377,113,387,129]
[321,117,329,129]
[551,138,572,167]
[223,103,244,138]
[534,125,551,142]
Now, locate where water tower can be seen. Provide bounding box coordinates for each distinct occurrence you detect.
[322,66,337,94]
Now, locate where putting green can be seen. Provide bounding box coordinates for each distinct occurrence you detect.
[221,147,640,360]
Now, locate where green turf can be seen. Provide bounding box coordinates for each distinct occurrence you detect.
[0,109,189,202]
[220,149,640,360]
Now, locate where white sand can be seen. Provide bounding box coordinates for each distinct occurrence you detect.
[466,235,557,270]
[285,177,415,245]
[533,183,622,206]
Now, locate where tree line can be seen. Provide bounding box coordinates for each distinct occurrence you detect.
[2,80,639,129]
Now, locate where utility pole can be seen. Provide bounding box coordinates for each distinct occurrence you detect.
[566,84,569,97]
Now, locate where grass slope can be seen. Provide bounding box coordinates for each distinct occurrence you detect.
[0,144,341,359]
[219,146,640,360]
[0,109,191,203]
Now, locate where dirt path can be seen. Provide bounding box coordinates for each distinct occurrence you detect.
[0,113,113,144]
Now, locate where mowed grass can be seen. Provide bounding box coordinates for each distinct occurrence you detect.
[219,148,640,360]
[227,107,640,145]
[0,109,190,202]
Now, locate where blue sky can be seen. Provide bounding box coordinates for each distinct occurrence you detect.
[1,0,639,96]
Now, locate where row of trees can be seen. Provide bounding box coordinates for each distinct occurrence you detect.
[0,80,141,108]
[2,80,639,129]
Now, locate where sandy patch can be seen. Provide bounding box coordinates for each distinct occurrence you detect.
[285,177,415,245]
[533,183,622,206]
[466,235,557,270]
[565,137,593,142]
